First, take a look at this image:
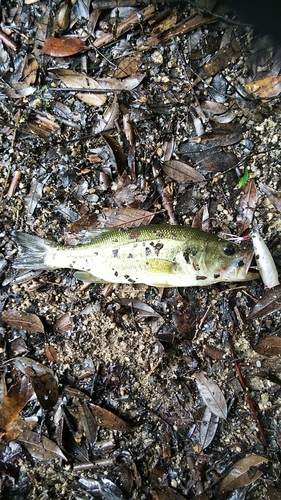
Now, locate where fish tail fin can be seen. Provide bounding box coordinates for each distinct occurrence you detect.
[13,232,54,270]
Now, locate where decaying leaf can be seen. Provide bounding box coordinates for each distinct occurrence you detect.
[237,179,258,234]
[69,207,154,234]
[219,454,268,493]
[50,68,107,107]
[93,93,119,134]
[13,357,59,410]
[43,37,89,57]
[194,372,227,420]
[259,182,281,212]
[0,376,34,441]
[118,299,164,324]
[200,407,219,449]
[244,75,281,98]
[254,336,281,357]
[250,285,281,318]
[25,178,43,215]
[1,309,44,333]
[162,160,205,183]
[89,404,131,431]
[112,55,141,78]
[18,430,67,461]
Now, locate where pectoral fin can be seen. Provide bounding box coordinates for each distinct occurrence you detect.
[74,271,108,283]
[145,258,174,274]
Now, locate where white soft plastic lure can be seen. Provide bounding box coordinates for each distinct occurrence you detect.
[251,230,279,288]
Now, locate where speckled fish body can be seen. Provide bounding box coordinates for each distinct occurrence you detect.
[13,225,256,287]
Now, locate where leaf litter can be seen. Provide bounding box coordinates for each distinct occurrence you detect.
[1,0,281,498]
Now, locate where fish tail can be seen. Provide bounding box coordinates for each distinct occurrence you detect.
[13,232,55,270]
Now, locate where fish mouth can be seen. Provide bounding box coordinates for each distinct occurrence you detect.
[221,250,255,281]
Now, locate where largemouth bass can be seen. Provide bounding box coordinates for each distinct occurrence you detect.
[13,225,257,287]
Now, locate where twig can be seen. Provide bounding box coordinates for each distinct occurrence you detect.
[186,455,204,495]
[7,170,21,198]
[152,166,178,225]
[227,332,267,446]
[93,5,155,48]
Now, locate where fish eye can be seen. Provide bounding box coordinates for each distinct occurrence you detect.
[223,245,236,256]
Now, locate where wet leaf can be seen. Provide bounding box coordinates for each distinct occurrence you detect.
[102,133,128,175]
[18,430,67,461]
[25,179,43,215]
[0,377,34,437]
[43,37,89,57]
[254,336,281,357]
[250,285,281,318]
[118,299,164,324]
[1,309,44,333]
[50,68,107,107]
[245,75,281,98]
[194,372,227,420]
[200,407,219,449]
[13,357,59,410]
[219,455,268,493]
[260,182,281,212]
[113,55,141,78]
[69,208,154,234]
[162,160,205,183]
[89,404,131,431]
[75,401,98,445]
[201,101,236,123]
[93,93,119,134]
[54,312,73,333]
[237,179,258,234]
[190,124,243,147]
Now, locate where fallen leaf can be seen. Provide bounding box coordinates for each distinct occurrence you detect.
[1,309,44,333]
[89,404,131,431]
[194,372,227,420]
[0,377,34,438]
[200,407,219,449]
[13,357,59,410]
[253,336,281,357]
[245,75,281,98]
[219,455,268,493]
[250,285,281,318]
[18,431,67,461]
[113,55,141,78]
[50,69,107,107]
[162,160,205,183]
[43,37,89,57]
[259,182,281,212]
[237,179,258,234]
[93,93,119,134]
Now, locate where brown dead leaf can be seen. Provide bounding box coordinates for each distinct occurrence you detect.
[254,336,281,357]
[50,69,107,107]
[200,407,219,450]
[43,37,89,57]
[13,357,59,410]
[93,93,119,134]
[0,376,34,438]
[162,160,205,183]
[245,76,281,98]
[250,285,281,319]
[18,430,67,461]
[219,455,268,493]
[89,404,131,431]
[260,182,281,212]
[237,179,258,234]
[70,207,154,233]
[194,372,227,420]
[1,309,44,333]
[191,124,243,147]
[201,45,240,79]
[113,55,141,78]
[54,313,73,334]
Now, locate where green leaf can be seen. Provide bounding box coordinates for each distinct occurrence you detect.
[238,167,249,188]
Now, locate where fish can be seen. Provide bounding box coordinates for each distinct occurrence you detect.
[13,225,258,287]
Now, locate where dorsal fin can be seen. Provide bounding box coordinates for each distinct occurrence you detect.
[76,228,111,245]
